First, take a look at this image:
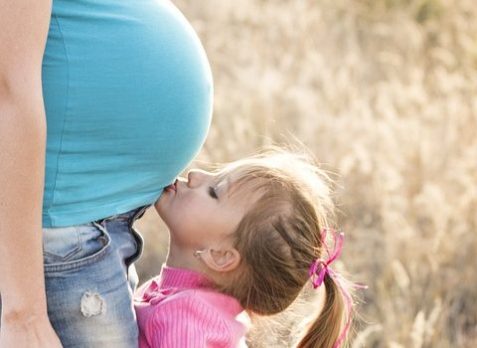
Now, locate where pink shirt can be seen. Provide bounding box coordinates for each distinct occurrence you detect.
[134,266,247,348]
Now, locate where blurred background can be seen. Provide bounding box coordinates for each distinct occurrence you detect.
[135,0,477,347]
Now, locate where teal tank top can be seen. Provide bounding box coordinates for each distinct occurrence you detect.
[41,0,213,227]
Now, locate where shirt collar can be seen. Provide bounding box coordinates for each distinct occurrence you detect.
[157,264,213,290]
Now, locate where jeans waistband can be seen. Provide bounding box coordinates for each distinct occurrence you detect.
[95,205,151,226]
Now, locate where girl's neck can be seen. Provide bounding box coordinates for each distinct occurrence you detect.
[165,242,206,274]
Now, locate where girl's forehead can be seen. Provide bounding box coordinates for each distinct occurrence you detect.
[219,171,267,204]
[217,162,257,180]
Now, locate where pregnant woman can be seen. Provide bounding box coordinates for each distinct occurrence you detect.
[0,0,212,347]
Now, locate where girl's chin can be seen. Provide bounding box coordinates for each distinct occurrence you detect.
[154,203,173,226]
[154,199,165,215]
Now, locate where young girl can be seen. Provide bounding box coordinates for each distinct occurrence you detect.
[134,149,357,348]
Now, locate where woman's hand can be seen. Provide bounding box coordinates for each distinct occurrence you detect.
[0,312,62,348]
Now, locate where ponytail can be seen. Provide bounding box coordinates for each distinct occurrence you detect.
[297,274,349,348]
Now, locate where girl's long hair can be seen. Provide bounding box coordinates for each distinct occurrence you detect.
[297,274,346,348]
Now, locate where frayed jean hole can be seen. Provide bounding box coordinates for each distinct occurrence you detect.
[80,291,106,317]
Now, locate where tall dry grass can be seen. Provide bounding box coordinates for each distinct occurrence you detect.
[135,0,477,346]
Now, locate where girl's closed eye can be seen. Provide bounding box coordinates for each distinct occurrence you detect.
[208,186,218,199]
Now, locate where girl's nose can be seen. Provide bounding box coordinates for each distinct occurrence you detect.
[187,169,212,188]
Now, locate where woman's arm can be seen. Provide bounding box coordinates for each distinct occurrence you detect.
[0,0,62,346]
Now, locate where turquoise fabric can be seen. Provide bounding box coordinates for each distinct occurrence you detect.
[41,0,213,227]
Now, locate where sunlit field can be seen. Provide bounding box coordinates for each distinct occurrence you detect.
[135,0,477,346]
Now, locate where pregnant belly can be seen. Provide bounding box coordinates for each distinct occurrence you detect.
[42,0,213,210]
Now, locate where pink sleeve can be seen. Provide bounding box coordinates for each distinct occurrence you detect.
[146,295,230,348]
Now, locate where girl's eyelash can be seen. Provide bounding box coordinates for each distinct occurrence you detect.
[208,186,218,199]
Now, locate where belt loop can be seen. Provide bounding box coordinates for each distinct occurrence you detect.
[95,217,106,226]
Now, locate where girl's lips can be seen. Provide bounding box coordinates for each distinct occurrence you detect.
[165,179,178,192]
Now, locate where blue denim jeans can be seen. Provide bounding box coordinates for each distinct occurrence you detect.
[41,206,148,347]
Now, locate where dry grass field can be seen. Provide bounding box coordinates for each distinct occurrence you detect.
[135,0,477,347]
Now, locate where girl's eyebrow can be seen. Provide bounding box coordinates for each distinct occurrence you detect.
[216,176,231,200]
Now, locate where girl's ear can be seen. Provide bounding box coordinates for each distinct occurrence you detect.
[201,248,241,273]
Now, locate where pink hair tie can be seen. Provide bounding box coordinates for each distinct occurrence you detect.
[308,228,365,348]
[308,228,344,289]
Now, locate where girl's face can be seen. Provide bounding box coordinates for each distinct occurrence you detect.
[155,169,248,251]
